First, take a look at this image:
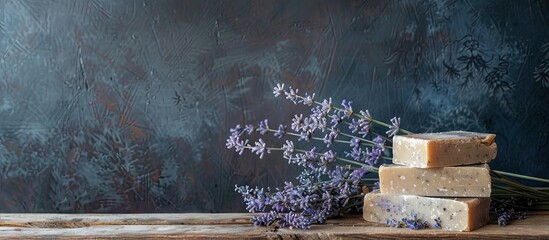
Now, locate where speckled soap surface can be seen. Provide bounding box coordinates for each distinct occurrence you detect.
[363,191,491,231]
[379,164,491,197]
[392,131,497,168]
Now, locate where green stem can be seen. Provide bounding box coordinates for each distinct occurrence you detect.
[491,170,549,184]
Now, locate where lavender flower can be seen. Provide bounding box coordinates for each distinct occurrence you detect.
[350,137,360,149]
[273,83,285,97]
[257,119,269,135]
[300,92,315,106]
[386,117,400,137]
[310,106,328,131]
[341,99,353,118]
[433,217,442,229]
[372,181,380,191]
[226,135,238,149]
[230,124,244,137]
[323,128,339,147]
[320,150,336,167]
[285,87,299,104]
[235,185,268,213]
[274,124,287,139]
[403,214,428,230]
[235,138,250,155]
[252,211,277,226]
[226,135,250,155]
[351,167,367,180]
[301,117,313,132]
[321,98,332,112]
[373,136,385,150]
[349,110,372,137]
[299,130,312,141]
[496,208,527,226]
[387,213,429,230]
[330,112,343,127]
[365,147,382,165]
[251,139,270,159]
[345,147,362,162]
[491,197,528,226]
[344,147,363,162]
[279,212,312,229]
[282,140,294,159]
[291,114,304,132]
[244,124,255,134]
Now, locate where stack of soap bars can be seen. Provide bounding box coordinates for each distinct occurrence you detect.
[363,131,497,231]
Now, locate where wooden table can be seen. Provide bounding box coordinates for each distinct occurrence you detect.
[0,212,547,239]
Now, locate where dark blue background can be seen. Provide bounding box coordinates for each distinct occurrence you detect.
[0,0,547,212]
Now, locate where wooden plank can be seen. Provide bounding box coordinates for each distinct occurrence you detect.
[0,213,256,227]
[0,213,546,239]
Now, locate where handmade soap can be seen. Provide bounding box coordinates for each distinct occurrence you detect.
[379,164,491,197]
[363,191,490,231]
[392,131,497,168]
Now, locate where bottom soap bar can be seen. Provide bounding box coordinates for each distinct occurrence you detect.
[363,191,490,231]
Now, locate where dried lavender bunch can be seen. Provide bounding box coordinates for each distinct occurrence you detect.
[227,83,403,229]
[228,83,549,229]
[490,198,528,226]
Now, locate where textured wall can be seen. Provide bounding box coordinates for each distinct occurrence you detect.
[0,0,548,213]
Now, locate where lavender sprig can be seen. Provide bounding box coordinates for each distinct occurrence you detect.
[274,84,412,136]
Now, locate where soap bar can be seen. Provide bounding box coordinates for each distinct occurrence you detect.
[363,191,490,231]
[379,164,491,197]
[392,131,497,168]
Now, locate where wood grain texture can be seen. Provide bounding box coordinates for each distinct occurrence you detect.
[0,213,547,239]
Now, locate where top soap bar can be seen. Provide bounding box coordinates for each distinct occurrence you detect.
[392,131,497,168]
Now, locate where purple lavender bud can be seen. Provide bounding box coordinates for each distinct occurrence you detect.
[299,130,312,142]
[284,87,299,104]
[350,137,361,149]
[282,140,294,158]
[280,212,312,229]
[291,114,304,132]
[226,135,238,149]
[299,92,315,106]
[330,112,343,127]
[273,83,285,97]
[433,217,442,229]
[235,185,268,213]
[252,211,277,226]
[341,99,353,118]
[387,218,400,228]
[373,136,386,150]
[235,138,249,155]
[357,110,372,137]
[386,117,401,137]
[257,119,269,135]
[345,147,362,162]
[373,181,380,190]
[366,147,382,165]
[274,124,287,139]
[301,117,313,132]
[244,124,255,134]
[351,168,367,180]
[323,128,339,147]
[320,150,336,165]
[349,118,360,133]
[251,139,270,159]
[321,98,332,112]
[230,124,244,137]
